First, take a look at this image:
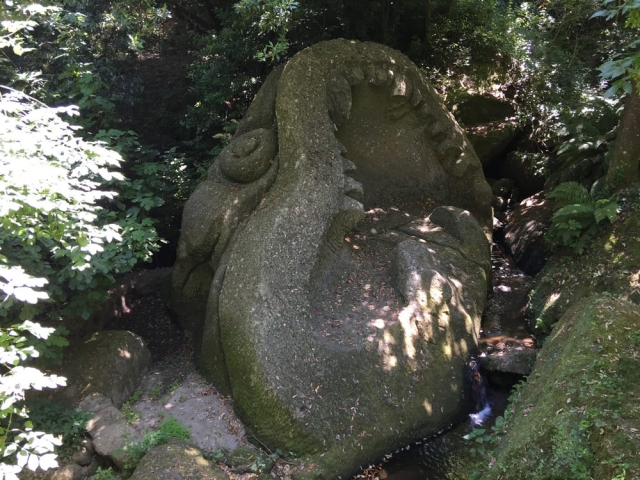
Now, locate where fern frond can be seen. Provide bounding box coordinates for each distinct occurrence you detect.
[594,200,619,224]
[548,181,591,205]
[552,204,595,222]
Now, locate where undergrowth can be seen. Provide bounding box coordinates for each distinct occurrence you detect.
[119,417,190,476]
[547,181,619,254]
[23,400,92,459]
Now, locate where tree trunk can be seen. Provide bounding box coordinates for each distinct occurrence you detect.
[606,82,640,192]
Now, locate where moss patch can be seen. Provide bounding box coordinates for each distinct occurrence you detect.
[483,295,640,479]
[529,207,640,335]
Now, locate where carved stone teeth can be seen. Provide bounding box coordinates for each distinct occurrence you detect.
[436,139,463,163]
[344,176,364,202]
[341,157,357,174]
[391,74,412,98]
[341,66,365,86]
[446,153,477,178]
[409,89,423,108]
[365,65,390,86]
[426,121,447,143]
[343,195,365,214]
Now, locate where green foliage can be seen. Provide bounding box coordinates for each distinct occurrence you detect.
[547,182,619,254]
[157,417,190,440]
[234,0,299,61]
[91,466,120,480]
[120,417,190,474]
[0,89,161,324]
[149,383,163,400]
[0,320,65,478]
[22,400,92,457]
[592,0,640,96]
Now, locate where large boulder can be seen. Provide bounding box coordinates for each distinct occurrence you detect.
[129,438,229,480]
[484,296,640,479]
[171,39,493,478]
[51,330,151,408]
[455,95,519,168]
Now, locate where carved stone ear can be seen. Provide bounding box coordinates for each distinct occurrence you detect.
[218,128,277,183]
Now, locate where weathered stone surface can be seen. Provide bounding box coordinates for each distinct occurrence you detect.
[70,443,93,467]
[504,192,554,276]
[485,296,640,479]
[129,438,229,480]
[479,348,537,375]
[172,39,493,478]
[467,121,519,167]
[52,331,150,409]
[44,463,86,480]
[499,150,546,198]
[82,401,136,469]
[226,445,274,474]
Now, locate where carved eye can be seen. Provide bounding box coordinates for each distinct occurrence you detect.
[219,128,277,183]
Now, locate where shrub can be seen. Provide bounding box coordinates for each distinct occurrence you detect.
[23,400,92,458]
[120,417,190,474]
[547,181,618,254]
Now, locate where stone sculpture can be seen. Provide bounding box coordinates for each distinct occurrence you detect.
[171,39,492,477]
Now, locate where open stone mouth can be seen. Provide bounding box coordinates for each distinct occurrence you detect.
[309,200,444,349]
[311,149,442,349]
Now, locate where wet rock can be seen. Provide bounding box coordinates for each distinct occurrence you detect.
[485,296,640,479]
[480,348,537,375]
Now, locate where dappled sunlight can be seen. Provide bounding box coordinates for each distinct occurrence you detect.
[308,197,484,375]
[118,347,132,359]
[378,330,398,371]
[542,292,561,318]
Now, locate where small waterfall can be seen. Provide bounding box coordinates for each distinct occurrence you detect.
[468,357,492,427]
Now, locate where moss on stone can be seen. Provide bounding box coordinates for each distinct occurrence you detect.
[483,295,640,479]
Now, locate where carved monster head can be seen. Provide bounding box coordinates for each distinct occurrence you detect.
[173,40,493,477]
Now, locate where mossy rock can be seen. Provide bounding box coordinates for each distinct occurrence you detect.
[483,295,640,479]
[529,210,640,333]
[129,438,229,480]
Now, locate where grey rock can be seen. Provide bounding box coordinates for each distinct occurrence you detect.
[84,405,136,469]
[44,463,86,480]
[129,438,229,480]
[171,39,493,478]
[504,192,555,276]
[480,348,538,375]
[71,443,93,467]
[52,331,151,409]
